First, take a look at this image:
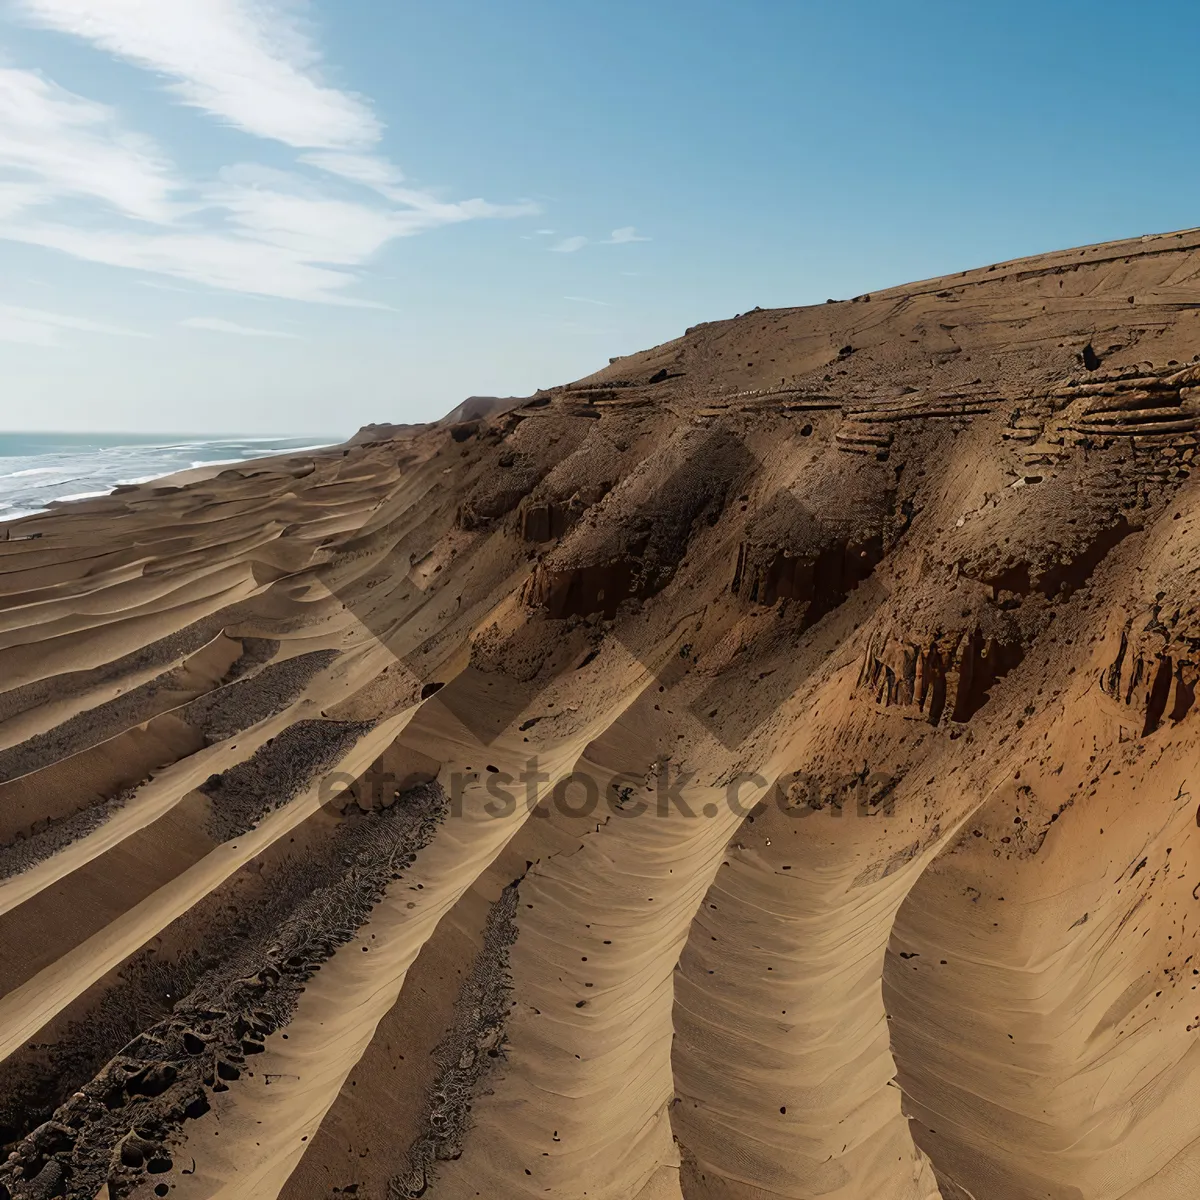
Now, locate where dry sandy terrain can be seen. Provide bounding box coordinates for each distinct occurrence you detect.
[1,228,1199,1199]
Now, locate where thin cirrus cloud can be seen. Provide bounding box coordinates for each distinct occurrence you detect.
[0,302,149,346]
[606,226,650,244]
[181,316,298,339]
[0,1,537,305]
[0,67,177,222]
[548,227,650,253]
[13,0,381,150]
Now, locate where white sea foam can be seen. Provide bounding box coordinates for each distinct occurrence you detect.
[188,457,247,470]
[52,490,111,503]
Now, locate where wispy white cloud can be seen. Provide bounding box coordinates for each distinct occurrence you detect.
[9,219,383,305]
[0,302,147,345]
[551,235,588,254]
[5,155,527,302]
[0,67,178,222]
[564,295,611,306]
[14,0,380,149]
[543,228,648,254]
[286,159,537,233]
[0,7,537,302]
[207,164,407,260]
[298,151,398,187]
[605,226,649,244]
[181,316,298,338]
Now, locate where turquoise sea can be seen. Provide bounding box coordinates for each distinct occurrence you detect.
[0,432,342,524]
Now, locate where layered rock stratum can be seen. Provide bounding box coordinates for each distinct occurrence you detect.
[2,228,1200,1199]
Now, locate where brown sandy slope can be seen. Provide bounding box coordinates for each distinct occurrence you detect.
[2,227,1200,1200]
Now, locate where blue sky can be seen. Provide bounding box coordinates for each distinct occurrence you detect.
[0,1,1197,435]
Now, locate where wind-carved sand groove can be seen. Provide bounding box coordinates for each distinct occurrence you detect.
[388,882,521,1198]
[2,228,1200,1198]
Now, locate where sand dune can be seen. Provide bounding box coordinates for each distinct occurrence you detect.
[2,228,1200,1198]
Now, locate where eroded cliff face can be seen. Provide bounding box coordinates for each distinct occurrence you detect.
[1,229,1200,1200]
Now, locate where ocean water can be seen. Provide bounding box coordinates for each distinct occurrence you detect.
[0,432,341,523]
